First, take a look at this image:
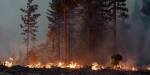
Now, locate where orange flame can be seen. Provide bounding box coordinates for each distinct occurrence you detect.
[27,62,53,68]
[26,61,82,69]
[91,62,104,70]
[3,58,147,72]
[56,62,65,68]
[66,61,83,69]
[111,64,138,71]
[4,58,14,67]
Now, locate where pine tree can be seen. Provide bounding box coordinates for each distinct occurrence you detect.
[47,0,78,62]
[61,0,78,62]
[20,0,40,63]
[47,0,63,62]
[104,0,128,52]
[68,3,86,62]
[46,0,128,63]
[80,0,108,55]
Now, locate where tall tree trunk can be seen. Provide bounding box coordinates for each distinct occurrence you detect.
[63,8,69,62]
[113,0,118,53]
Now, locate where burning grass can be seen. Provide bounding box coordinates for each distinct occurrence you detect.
[2,57,149,72]
[0,65,150,75]
[0,58,150,75]
[2,57,150,73]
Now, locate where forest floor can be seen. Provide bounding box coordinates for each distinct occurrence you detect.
[0,65,149,75]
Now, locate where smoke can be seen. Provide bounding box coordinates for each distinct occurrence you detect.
[0,25,13,58]
[8,38,54,65]
[121,0,150,66]
[9,43,26,65]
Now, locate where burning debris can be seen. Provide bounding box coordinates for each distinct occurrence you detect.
[1,56,149,72]
[0,52,147,72]
[26,61,83,69]
[0,61,150,75]
[111,54,123,69]
[0,56,150,75]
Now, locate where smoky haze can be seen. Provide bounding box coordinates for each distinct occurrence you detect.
[0,0,150,66]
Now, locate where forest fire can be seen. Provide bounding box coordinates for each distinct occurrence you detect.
[2,59,150,75]
[27,62,53,68]
[26,61,83,69]
[108,63,138,71]
[2,57,150,75]
[3,57,141,71]
[1,53,144,72]
[1,0,150,74]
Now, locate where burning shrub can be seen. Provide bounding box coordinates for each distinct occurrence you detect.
[111,54,123,67]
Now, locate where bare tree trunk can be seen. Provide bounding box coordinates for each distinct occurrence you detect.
[113,0,118,53]
[63,8,69,63]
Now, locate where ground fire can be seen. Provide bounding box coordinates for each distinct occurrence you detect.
[0,56,150,75]
[2,55,149,72]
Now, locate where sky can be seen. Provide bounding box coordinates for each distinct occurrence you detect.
[0,0,50,57]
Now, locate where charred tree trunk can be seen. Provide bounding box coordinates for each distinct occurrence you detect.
[63,8,70,62]
[113,0,118,53]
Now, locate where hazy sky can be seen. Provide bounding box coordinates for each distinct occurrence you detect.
[0,0,50,56]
